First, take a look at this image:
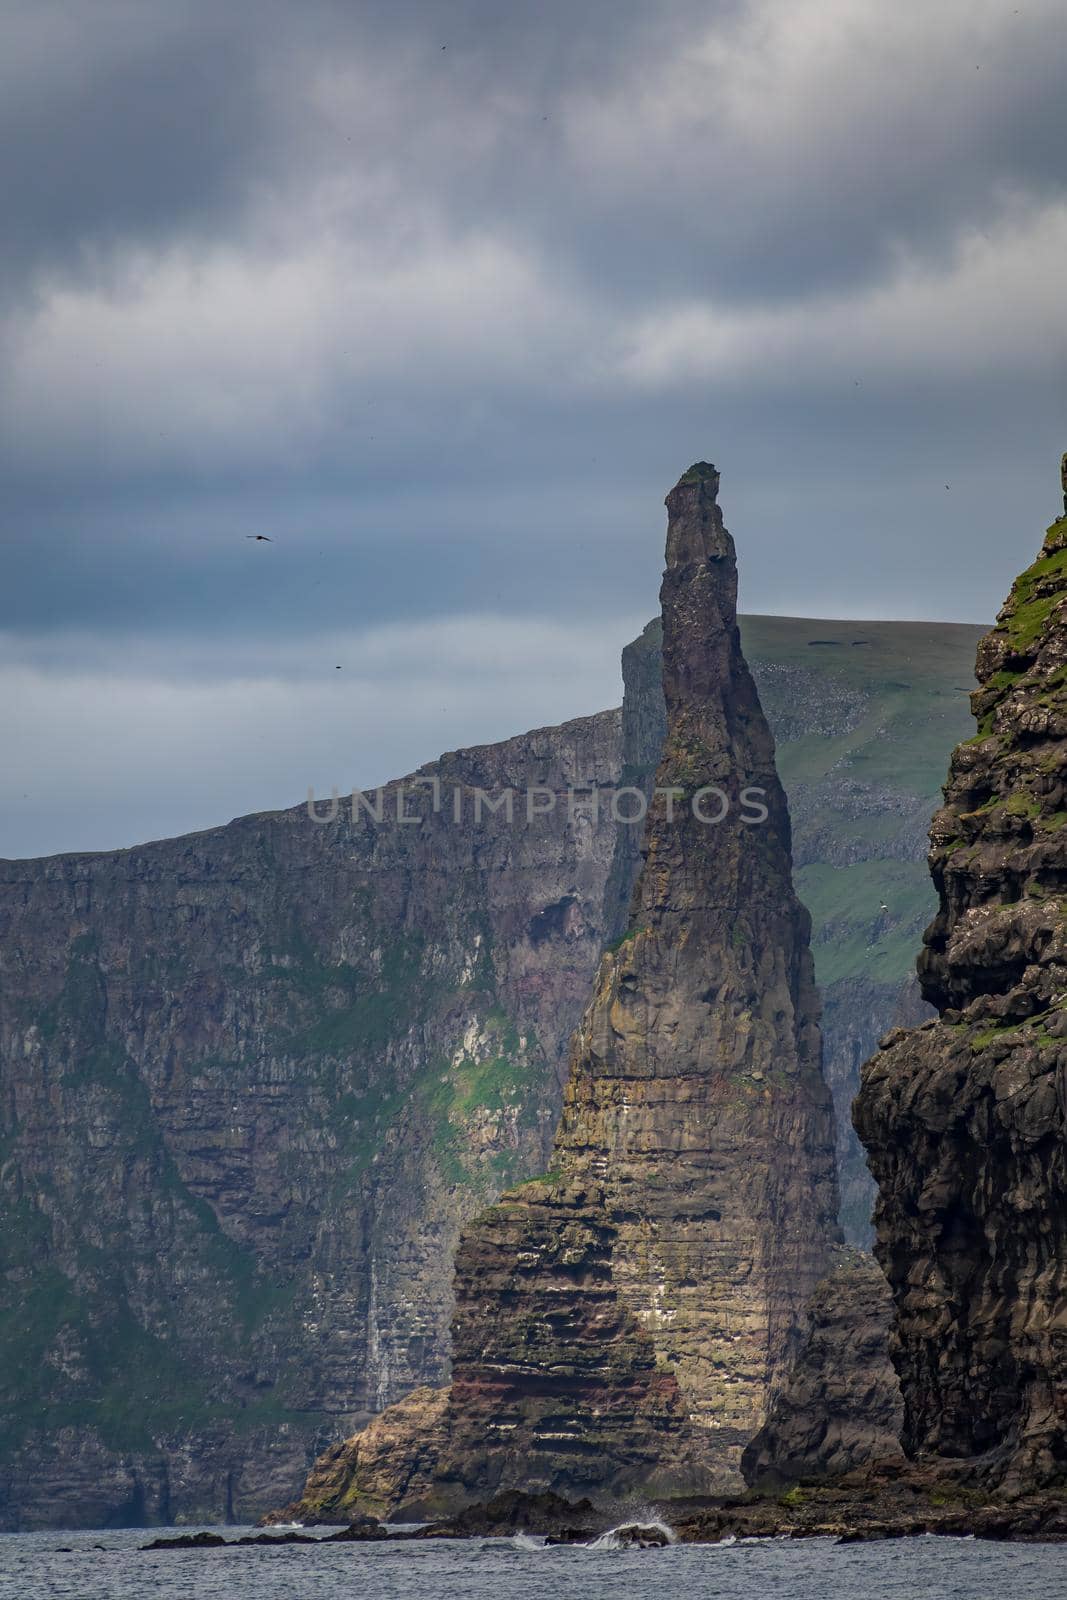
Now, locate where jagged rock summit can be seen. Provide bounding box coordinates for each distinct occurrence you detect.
[275,464,841,1523]
[856,492,1067,1493]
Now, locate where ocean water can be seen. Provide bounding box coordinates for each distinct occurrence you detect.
[0,1525,1063,1600]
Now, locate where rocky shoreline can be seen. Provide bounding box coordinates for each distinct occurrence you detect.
[142,1471,1067,1550]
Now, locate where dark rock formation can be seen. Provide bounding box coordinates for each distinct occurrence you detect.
[671,1460,1067,1543]
[740,1246,903,1487]
[855,508,1067,1493]
[621,615,984,1246]
[413,1488,598,1539]
[278,464,842,1520]
[143,1515,390,1548]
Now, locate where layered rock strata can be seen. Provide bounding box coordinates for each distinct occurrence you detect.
[625,615,984,1245]
[855,507,1067,1492]
[279,464,842,1519]
[0,712,624,1527]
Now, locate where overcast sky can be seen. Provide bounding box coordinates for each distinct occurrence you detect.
[3,0,1067,858]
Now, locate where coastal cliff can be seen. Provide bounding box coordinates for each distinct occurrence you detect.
[0,604,978,1526]
[855,508,1067,1492]
[0,713,623,1527]
[276,464,842,1520]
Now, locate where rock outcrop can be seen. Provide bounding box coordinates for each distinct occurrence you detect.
[740,1247,903,1488]
[855,507,1067,1493]
[280,464,842,1519]
[673,1460,1067,1543]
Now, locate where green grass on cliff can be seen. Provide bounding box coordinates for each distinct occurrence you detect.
[996,536,1067,653]
[678,461,719,485]
[417,1009,546,1193]
[739,615,985,988]
[0,937,314,1463]
[794,860,934,986]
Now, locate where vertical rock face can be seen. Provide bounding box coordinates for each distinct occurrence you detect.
[286,465,841,1518]
[537,465,841,1460]
[740,1247,903,1488]
[613,615,984,1247]
[0,711,625,1528]
[855,508,1067,1492]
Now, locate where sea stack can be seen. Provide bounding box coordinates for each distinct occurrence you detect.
[855,496,1067,1492]
[275,464,841,1520]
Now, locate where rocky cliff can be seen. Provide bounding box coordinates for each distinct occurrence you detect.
[0,713,624,1527]
[740,1247,903,1488]
[855,507,1067,1493]
[631,615,984,1244]
[277,464,842,1519]
[0,601,979,1528]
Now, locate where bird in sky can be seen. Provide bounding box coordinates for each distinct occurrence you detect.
[246,534,273,541]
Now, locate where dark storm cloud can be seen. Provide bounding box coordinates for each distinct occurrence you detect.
[0,3,281,299]
[0,0,702,299]
[7,0,1066,310]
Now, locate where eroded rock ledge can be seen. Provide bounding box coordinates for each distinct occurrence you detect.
[175,1471,1067,1549]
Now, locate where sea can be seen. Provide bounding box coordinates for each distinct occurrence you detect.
[0,1523,1063,1600]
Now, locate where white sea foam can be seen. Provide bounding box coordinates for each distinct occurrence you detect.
[586,1517,677,1550]
[511,1531,546,1551]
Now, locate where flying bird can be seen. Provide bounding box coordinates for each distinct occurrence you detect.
[246,534,273,541]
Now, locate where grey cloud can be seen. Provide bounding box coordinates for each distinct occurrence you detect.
[6,1,1066,312]
[0,4,289,301]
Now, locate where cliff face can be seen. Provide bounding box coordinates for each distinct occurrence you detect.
[0,713,624,1528]
[281,465,842,1519]
[855,511,1067,1493]
[628,616,984,1244]
[0,605,979,1529]
[740,1247,903,1488]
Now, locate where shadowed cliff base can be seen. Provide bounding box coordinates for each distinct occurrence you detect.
[271,464,842,1522]
[740,1246,904,1490]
